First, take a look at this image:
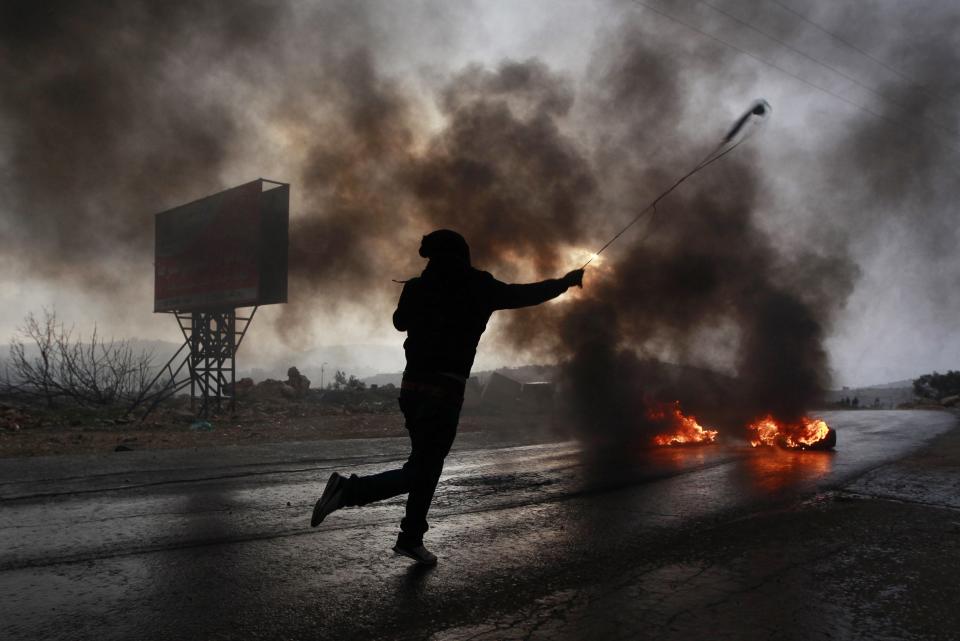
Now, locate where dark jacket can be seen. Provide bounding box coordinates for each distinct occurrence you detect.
[393,261,569,379]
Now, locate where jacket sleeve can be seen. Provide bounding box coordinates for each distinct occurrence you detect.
[488,276,569,311]
[392,279,421,331]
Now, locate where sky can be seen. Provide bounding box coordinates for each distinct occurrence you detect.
[1,0,958,388]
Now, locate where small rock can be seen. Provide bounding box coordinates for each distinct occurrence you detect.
[225,377,255,396]
[114,445,133,452]
[189,420,213,432]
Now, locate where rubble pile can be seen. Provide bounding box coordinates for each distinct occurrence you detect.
[242,367,312,400]
[286,367,311,397]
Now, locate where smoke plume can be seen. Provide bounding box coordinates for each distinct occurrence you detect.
[0,0,286,289]
[3,0,957,450]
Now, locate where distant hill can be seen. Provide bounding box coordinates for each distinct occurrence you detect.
[0,339,181,370]
[858,378,914,390]
[362,363,560,388]
[825,379,915,409]
[362,360,735,391]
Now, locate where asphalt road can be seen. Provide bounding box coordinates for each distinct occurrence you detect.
[1,410,956,641]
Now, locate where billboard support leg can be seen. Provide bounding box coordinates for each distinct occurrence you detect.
[190,309,236,417]
[127,307,257,420]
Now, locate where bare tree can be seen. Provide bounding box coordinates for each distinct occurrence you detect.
[5,310,57,405]
[3,309,154,406]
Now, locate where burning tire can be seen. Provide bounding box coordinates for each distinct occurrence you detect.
[748,416,836,450]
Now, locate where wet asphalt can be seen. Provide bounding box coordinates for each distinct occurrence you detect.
[0,410,956,641]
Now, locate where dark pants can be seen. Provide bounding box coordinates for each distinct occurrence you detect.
[342,389,463,546]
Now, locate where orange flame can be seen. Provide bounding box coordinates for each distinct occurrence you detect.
[747,415,832,449]
[649,401,719,446]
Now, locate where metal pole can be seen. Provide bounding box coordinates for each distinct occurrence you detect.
[229,309,236,413]
[191,311,199,413]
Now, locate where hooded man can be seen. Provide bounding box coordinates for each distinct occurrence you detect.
[310,229,584,565]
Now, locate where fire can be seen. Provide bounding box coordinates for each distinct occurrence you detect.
[649,401,719,446]
[747,415,835,450]
[568,247,603,266]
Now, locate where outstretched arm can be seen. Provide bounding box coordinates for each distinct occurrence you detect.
[490,269,584,310]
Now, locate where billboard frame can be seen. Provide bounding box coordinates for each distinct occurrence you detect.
[154,178,289,313]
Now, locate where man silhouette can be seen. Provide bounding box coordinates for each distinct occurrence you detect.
[310,229,584,565]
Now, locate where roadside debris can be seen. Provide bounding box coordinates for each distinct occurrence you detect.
[190,420,213,432]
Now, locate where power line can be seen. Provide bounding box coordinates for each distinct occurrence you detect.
[698,0,958,139]
[767,0,940,99]
[629,1,886,119]
[627,0,960,154]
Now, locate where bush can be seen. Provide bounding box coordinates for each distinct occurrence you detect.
[327,370,366,391]
[913,370,960,401]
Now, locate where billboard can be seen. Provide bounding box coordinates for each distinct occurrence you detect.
[154,179,288,312]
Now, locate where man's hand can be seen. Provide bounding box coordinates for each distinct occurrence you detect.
[562,269,584,289]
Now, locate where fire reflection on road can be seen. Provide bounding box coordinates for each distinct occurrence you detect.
[622,441,835,508]
[744,448,834,492]
[646,444,712,470]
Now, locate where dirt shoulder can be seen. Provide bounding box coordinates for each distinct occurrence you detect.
[0,401,565,459]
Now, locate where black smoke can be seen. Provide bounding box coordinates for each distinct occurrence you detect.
[4,0,956,451]
[0,0,285,290]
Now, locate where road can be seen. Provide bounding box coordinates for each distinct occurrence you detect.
[1,410,957,640]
